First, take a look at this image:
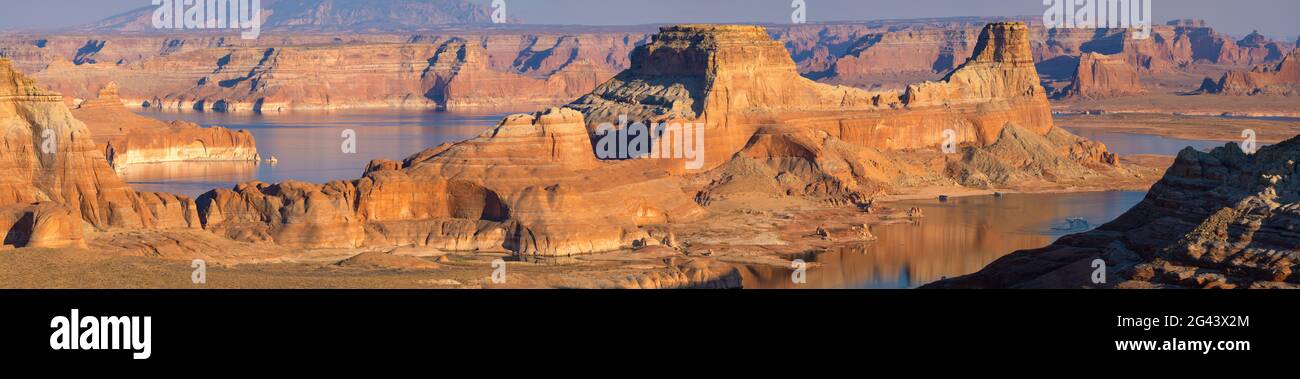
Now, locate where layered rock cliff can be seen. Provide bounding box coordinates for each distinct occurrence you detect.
[776,19,1290,90]
[72,83,259,168]
[1201,48,1300,96]
[927,137,1300,289]
[1059,52,1145,99]
[0,58,198,246]
[571,22,1055,170]
[17,32,635,112]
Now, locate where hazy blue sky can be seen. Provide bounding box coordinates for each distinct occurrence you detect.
[1,0,1296,39]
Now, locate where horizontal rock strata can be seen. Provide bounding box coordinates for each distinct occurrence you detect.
[72,82,259,168]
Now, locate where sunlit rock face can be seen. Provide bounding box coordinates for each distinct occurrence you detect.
[72,82,260,169]
[571,22,1055,170]
[0,58,199,238]
[0,202,86,249]
[19,33,635,113]
[1060,52,1145,99]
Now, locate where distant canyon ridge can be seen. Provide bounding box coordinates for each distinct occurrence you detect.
[1,14,1297,113]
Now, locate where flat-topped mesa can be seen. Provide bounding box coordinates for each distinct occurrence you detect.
[571,24,880,123]
[72,82,260,169]
[0,59,198,240]
[629,25,785,75]
[571,22,1058,169]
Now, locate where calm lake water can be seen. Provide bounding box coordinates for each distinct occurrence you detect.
[125,110,508,197]
[740,191,1149,289]
[736,127,1224,289]
[1061,127,1224,156]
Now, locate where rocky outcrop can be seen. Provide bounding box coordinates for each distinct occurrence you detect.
[0,202,86,249]
[945,124,1121,188]
[927,136,1300,289]
[72,83,259,168]
[1201,49,1300,96]
[1060,52,1144,99]
[197,107,704,255]
[0,58,199,237]
[1238,31,1270,49]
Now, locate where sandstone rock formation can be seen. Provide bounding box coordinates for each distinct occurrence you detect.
[1036,20,1288,74]
[1059,52,1145,99]
[927,137,1300,289]
[776,18,1289,90]
[0,58,199,239]
[571,22,1054,170]
[0,202,86,249]
[72,83,259,168]
[944,124,1121,188]
[1201,48,1300,96]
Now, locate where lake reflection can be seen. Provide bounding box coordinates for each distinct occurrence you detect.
[1060,127,1224,156]
[128,110,508,197]
[120,161,259,196]
[740,191,1148,289]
